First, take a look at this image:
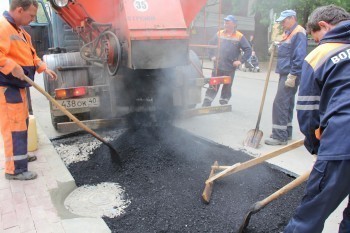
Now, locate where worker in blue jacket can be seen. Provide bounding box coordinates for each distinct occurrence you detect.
[202,15,251,107]
[284,5,350,233]
[265,10,307,145]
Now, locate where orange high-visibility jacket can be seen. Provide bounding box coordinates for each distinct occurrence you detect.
[0,12,47,88]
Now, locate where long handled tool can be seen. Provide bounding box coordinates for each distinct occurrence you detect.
[243,45,275,148]
[23,75,122,164]
[238,169,311,233]
[202,161,218,203]
[202,139,303,203]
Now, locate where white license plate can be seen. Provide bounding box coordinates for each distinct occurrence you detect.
[53,97,100,110]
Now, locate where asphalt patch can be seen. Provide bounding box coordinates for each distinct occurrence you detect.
[52,125,305,233]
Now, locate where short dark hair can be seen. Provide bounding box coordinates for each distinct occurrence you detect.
[307,5,350,33]
[10,0,38,11]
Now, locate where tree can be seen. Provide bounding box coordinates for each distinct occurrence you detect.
[249,0,350,60]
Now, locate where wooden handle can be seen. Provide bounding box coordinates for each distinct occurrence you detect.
[254,45,275,130]
[205,139,304,184]
[202,161,218,203]
[211,165,239,170]
[258,170,311,208]
[23,76,108,144]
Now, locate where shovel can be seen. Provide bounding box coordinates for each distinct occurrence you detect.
[243,45,275,148]
[238,169,311,233]
[23,75,122,165]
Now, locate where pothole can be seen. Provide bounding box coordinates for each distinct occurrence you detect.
[64,182,131,218]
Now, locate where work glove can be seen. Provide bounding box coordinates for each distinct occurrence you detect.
[11,64,26,80]
[268,44,274,54]
[268,41,280,54]
[285,74,297,87]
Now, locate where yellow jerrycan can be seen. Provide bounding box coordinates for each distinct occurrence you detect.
[27,115,38,152]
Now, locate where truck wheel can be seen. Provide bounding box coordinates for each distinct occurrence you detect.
[101,31,121,76]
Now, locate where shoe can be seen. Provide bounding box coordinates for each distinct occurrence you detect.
[28,155,37,162]
[5,171,38,180]
[265,138,287,146]
[219,99,228,105]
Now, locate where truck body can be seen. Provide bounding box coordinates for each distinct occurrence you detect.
[39,0,211,129]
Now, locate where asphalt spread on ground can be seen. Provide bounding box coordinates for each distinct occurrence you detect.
[53,125,305,233]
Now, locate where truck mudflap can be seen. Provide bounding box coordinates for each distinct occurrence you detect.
[182,105,232,118]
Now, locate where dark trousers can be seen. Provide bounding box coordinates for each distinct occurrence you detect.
[203,69,235,105]
[272,74,299,141]
[284,160,350,233]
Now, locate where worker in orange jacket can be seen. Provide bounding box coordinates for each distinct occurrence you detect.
[0,0,57,180]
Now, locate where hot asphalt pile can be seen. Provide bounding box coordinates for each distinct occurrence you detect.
[52,125,305,233]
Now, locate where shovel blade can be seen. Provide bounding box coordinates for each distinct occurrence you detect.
[243,129,263,148]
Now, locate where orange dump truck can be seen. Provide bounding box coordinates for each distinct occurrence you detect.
[43,0,209,129]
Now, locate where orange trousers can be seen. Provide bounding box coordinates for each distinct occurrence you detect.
[0,86,29,175]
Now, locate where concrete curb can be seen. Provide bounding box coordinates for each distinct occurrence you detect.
[36,123,111,233]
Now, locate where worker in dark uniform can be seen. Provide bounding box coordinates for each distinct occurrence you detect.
[0,0,57,180]
[284,5,350,233]
[202,15,251,107]
[265,10,307,146]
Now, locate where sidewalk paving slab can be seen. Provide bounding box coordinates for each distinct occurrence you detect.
[0,123,111,233]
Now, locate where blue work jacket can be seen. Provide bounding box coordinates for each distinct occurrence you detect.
[296,20,350,160]
[276,23,307,76]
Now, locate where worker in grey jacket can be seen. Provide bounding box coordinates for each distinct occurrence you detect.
[265,10,307,145]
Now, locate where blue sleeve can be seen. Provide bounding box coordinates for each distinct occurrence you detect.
[296,61,321,154]
[239,36,252,63]
[290,32,307,77]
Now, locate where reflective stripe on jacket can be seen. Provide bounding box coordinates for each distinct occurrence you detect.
[0,12,47,88]
[209,29,252,72]
[296,20,350,159]
[276,24,307,76]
